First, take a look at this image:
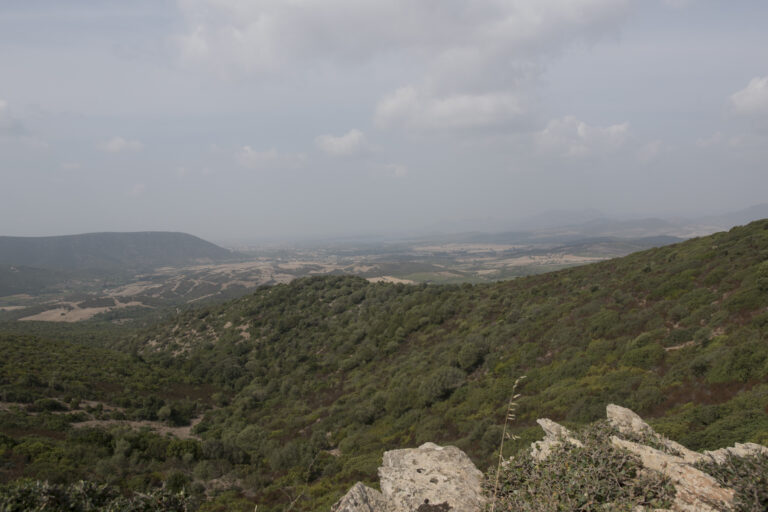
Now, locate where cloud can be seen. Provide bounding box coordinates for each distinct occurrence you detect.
[536,116,629,157]
[0,99,27,137]
[697,131,768,152]
[237,146,306,170]
[102,136,143,153]
[375,87,525,131]
[661,0,695,9]
[127,183,146,197]
[315,129,370,157]
[175,0,630,72]
[175,1,632,133]
[384,163,408,178]
[637,140,666,163]
[730,76,768,116]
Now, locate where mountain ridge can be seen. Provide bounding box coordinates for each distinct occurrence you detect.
[0,231,234,272]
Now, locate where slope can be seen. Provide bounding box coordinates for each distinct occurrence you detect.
[122,219,768,510]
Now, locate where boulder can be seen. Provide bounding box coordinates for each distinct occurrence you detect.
[333,442,485,512]
[380,442,486,512]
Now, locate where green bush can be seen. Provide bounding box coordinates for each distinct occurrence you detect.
[695,453,768,511]
[486,421,674,511]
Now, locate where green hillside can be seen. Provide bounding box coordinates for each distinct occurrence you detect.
[1,220,767,510]
[0,231,233,272]
[0,265,69,296]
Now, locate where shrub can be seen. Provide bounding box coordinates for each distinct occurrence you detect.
[485,421,675,511]
[418,367,466,406]
[695,453,768,512]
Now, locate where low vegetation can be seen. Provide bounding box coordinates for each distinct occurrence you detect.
[486,421,675,511]
[1,220,767,510]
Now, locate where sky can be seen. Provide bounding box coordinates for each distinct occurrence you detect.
[1,0,767,242]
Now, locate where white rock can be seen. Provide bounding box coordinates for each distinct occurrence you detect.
[332,482,391,512]
[379,442,486,512]
[704,442,768,465]
[530,418,583,461]
[611,437,734,512]
[607,404,704,464]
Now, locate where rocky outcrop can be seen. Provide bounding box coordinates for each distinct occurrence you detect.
[703,442,768,464]
[335,405,765,512]
[530,418,583,461]
[332,442,485,512]
[539,404,758,511]
[606,404,704,464]
[610,437,734,511]
[332,482,391,512]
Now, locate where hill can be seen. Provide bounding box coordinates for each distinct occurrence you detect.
[0,231,233,272]
[128,219,768,509]
[1,220,767,511]
[0,265,69,296]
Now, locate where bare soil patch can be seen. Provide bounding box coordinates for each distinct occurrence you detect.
[18,300,146,323]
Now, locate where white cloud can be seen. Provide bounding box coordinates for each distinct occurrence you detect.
[315,129,370,157]
[0,99,26,137]
[661,0,695,9]
[127,183,146,197]
[385,163,408,178]
[697,131,767,152]
[375,87,525,131]
[637,140,666,162]
[102,136,143,153]
[175,0,630,72]
[369,162,408,178]
[536,116,629,157]
[730,76,768,116]
[175,0,631,134]
[237,146,306,170]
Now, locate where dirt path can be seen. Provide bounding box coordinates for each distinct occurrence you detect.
[72,416,204,440]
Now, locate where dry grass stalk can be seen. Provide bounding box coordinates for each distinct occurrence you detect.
[489,375,525,512]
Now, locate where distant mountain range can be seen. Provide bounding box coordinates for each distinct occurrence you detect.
[418,203,768,241]
[0,231,233,272]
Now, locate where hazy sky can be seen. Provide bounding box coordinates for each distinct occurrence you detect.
[1,0,767,242]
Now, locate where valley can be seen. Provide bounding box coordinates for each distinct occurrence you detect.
[0,229,683,325]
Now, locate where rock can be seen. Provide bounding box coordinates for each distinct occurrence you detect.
[379,442,485,512]
[334,443,485,512]
[607,404,655,436]
[332,482,391,512]
[703,442,768,464]
[334,405,763,511]
[530,418,583,461]
[611,437,735,511]
[607,404,704,464]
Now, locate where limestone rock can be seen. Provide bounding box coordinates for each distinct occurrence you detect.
[607,404,703,464]
[703,442,768,464]
[379,442,486,512]
[607,404,655,436]
[334,443,485,512]
[332,482,391,512]
[530,418,583,461]
[611,437,735,512]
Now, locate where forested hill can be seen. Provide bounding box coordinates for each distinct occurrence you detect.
[127,219,768,509]
[0,231,233,271]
